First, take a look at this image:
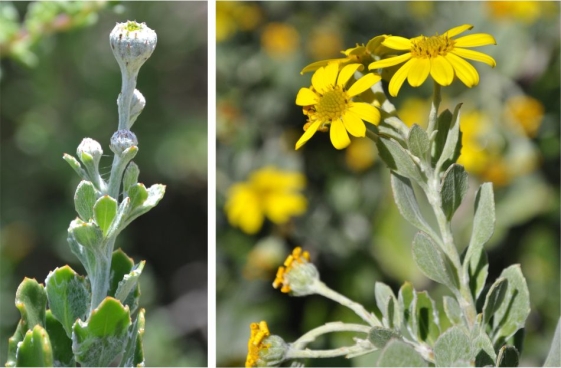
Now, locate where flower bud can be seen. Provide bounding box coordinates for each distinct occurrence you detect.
[109,21,157,75]
[246,321,287,367]
[128,89,146,128]
[110,129,138,155]
[273,247,320,296]
[77,138,103,165]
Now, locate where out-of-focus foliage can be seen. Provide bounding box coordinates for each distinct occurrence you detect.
[216,2,559,366]
[1,2,207,366]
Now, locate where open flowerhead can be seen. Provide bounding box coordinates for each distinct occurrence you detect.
[272,247,319,296]
[246,321,287,367]
[368,24,496,96]
[295,62,381,150]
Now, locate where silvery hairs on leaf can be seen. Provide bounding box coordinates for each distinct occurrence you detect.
[109,21,157,76]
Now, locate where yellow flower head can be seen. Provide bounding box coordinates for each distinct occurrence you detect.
[369,24,497,96]
[295,63,381,150]
[225,167,307,234]
[272,247,319,296]
[246,321,286,367]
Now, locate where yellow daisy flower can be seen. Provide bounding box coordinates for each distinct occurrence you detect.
[295,63,381,150]
[368,24,496,96]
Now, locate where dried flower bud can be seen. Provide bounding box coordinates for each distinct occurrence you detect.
[77,138,103,165]
[109,21,157,75]
[110,129,138,155]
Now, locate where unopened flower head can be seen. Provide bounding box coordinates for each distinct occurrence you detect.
[110,21,157,75]
[273,247,319,296]
[295,63,381,150]
[110,129,138,155]
[368,24,496,96]
[77,138,103,165]
[246,321,286,367]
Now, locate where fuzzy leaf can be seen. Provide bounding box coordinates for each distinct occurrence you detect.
[127,183,148,210]
[411,291,440,345]
[115,261,145,303]
[122,162,140,196]
[377,136,423,183]
[120,309,146,367]
[436,103,462,171]
[45,310,74,367]
[126,184,166,223]
[6,320,25,367]
[544,317,561,367]
[443,296,462,326]
[434,326,471,367]
[440,164,468,221]
[431,109,452,165]
[15,277,47,331]
[496,345,519,367]
[45,266,90,338]
[69,219,103,250]
[109,249,141,315]
[398,282,414,326]
[377,339,427,367]
[482,277,508,325]
[369,326,402,348]
[391,173,436,236]
[412,231,459,290]
[72,297,132,367]
[472,332,496,367]
[16,325,53,367]
[408,124,430,162]
[106,197,131,239]
[93,195,118,237]
[63,153,88,180]
[74,181,98,221]
[375,282,400,330]
[492,265,530,344]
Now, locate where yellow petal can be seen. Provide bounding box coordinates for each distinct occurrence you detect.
[347,73,381,97]
[301,58,343,74]
[295,88,318,106]
[264,193,307,224]
[348,102,381,125]
[407,58,430,87]
[324,62,339,86]
[445,24,473,38]
[341,111,366,137]
[430,55,454,86]
[445,53,479,87]
[450,48,496,67]
[388,58,415,97]
[330,119,351,149]
[311,67,327,92]
[295,120,322,150]
[369,52,412,71]
[337,64,362,87]
[225,185,263,234]
[382,36,412,50]
[454,33,497,47]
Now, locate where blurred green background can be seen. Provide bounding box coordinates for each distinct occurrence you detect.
[1,1,207,366]
[216,2,560,366]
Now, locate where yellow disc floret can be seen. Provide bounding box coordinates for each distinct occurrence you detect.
[273,247,311,293]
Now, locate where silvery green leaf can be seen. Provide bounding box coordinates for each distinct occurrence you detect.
[115,261,145,304]
[14,277,47,332]
[126,184,166,224]
[544,317,560,367]
[69,219,103,250]
[435,103,462,172]
[411,291,440,345]
[77,151,98,183]
[375,282,400,330]
[434,326,471,367]
[496,345,519,367]
[398,282,414,326]
[74,181,98,221]
[377,339,427,367]
[440,164,468,221]
[63,153,88,181]
[472,332,496,367]
[122,161,140,196]
[120,309,146,367]
[45,310,74,367]
[6,320,25,367]
[391,173,437,239]
[16,325,53,367]
[106,197,131,240]
[128,183,148,210]
[482,277,508,325]
[408,124,430,163]
[431,109,452,165]
[443,296,462,326]
[93,195,118,237]
[377,136,423,184]
[72,297,131,367]
[492,265,530,344]
[45,266,90,338]
[369,326,402,349]
[412,231,459,291]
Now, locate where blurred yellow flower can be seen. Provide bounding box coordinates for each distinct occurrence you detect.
[369,25,496,96]
[246,321,270,367]
[261,22,299,59]
[225,167,307,234]
[306,28,344,61]
[397,97,431,128]
[216,2,262,42]
[457,111,493,176]
[345,138,378,172]
[486,1,558,24]
[482,157,512,187]
[505,95,544,138]
[296,63,381,150]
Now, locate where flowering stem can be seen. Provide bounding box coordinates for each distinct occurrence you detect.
[314,280,381,327]
[118,69,138,130]
[291,322,371,350]
[427,82,441,135]
[286,344,372,360]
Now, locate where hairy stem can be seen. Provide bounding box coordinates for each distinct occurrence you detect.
[427,82,441,134]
